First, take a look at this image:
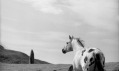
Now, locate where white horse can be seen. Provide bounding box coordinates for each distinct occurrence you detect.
[62,35,105,71]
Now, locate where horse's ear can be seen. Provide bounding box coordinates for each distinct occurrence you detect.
[69,35,72,40]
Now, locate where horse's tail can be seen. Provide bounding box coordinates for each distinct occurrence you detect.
[94,53,105,71]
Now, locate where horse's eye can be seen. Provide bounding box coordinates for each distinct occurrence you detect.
[66,42,68,44]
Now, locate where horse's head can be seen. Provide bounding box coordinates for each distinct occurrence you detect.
[62,35,84,54]
[62,35,74,54]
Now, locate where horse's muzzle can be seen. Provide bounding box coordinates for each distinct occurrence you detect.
[62,49,66,54]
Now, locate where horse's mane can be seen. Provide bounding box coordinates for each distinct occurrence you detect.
[76,38,84,47]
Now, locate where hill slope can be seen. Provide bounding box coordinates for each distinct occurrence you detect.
[0,45,49,64]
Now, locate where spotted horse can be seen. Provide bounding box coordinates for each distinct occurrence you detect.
[62,35,105,71]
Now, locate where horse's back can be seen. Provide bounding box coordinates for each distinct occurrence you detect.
[72,47,105,71]
[81,47,105,71]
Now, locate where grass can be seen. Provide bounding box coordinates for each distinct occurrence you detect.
[0,62,119,71]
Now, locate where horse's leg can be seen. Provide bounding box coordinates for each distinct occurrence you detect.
[68,65,77,71]
[77,64,83,71]
[68,65,73,71]
[72,63,79,71]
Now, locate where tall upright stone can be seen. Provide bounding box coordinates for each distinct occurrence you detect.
[29,49,34,64]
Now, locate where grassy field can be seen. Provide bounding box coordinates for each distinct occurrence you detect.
[0,62,119,71]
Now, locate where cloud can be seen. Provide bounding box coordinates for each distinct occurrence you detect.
[1,25,68,46]
[17,0,63,14]
[74,22,82,27]
[16,0,118,31]
[67,0,118,32]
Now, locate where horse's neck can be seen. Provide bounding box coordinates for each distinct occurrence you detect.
[72,40,84,54]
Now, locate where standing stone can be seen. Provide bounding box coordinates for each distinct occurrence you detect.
[29,49,34,64]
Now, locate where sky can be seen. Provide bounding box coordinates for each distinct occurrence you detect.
[1,0,119,64]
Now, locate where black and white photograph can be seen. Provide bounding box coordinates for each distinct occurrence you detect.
[0,0,119,71]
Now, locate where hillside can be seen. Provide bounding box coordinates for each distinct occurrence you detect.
[0,45,49,64]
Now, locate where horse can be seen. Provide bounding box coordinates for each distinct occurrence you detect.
[62,35,105,71]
